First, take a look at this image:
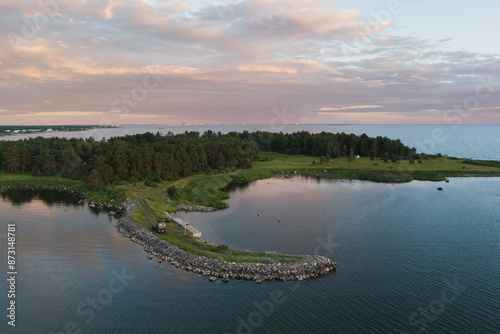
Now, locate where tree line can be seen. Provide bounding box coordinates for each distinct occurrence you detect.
[243,130,414,161]
[0,130,415,189]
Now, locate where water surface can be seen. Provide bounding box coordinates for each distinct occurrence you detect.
[2,175,498,333]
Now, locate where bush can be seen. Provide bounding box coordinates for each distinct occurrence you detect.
[167,185,178,199]
[212,244,229,252]
[160,171,175,181]
[144,178,158,187]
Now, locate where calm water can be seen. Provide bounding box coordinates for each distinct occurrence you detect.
[2,124,500,160]
[1,177,499,333]
[1,124,499,333]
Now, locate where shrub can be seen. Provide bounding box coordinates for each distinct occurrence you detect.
[167,185,178,199]
[212,244,229,252]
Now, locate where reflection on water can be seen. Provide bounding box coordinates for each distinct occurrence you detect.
[0,188,121,219]
[1,188,84,206]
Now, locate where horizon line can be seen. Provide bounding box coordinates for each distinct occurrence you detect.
[1,123,499,127]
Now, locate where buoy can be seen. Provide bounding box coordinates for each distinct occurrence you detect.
[257,212,260,216]
[278,219,280,222]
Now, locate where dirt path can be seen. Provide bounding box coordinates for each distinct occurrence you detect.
[126,185,156,224]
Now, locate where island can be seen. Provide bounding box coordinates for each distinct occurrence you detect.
[1,131,499,282]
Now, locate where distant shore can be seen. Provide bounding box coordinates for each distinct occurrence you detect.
[0,125,117,138]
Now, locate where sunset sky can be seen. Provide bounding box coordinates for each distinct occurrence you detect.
[1,0,500,125]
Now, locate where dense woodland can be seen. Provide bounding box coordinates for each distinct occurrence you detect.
[0,131,415,189]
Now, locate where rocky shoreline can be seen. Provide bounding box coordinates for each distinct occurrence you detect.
[177,202,217,212]
[115,200,337,283]
[164,195,217,212]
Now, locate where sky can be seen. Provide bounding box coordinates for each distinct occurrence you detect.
[1,0,500,125]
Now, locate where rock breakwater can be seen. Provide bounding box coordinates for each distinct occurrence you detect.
[115,201,337,282]
[164,195,216,212]
[88,201,124,212]
[177,203,217,212]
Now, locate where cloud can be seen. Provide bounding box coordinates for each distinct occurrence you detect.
[237,59,336,74]
[320,105,383,112]
[164,1,187,13]
[90,36,107,44]
[0,1,499,124]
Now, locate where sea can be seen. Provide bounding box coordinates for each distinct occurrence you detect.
[0,125,499,334]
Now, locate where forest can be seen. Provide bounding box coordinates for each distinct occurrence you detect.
[0,131,415,190]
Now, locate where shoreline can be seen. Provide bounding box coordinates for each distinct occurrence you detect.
[116,200,337,282]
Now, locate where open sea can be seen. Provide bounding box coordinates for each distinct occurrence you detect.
[0,125,499,333]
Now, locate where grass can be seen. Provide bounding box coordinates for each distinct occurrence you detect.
[174,174,233,209]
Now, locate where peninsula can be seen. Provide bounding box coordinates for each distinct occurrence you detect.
[1,131,499,281]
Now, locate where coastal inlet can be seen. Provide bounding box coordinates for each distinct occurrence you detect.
[115,201,337,283]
